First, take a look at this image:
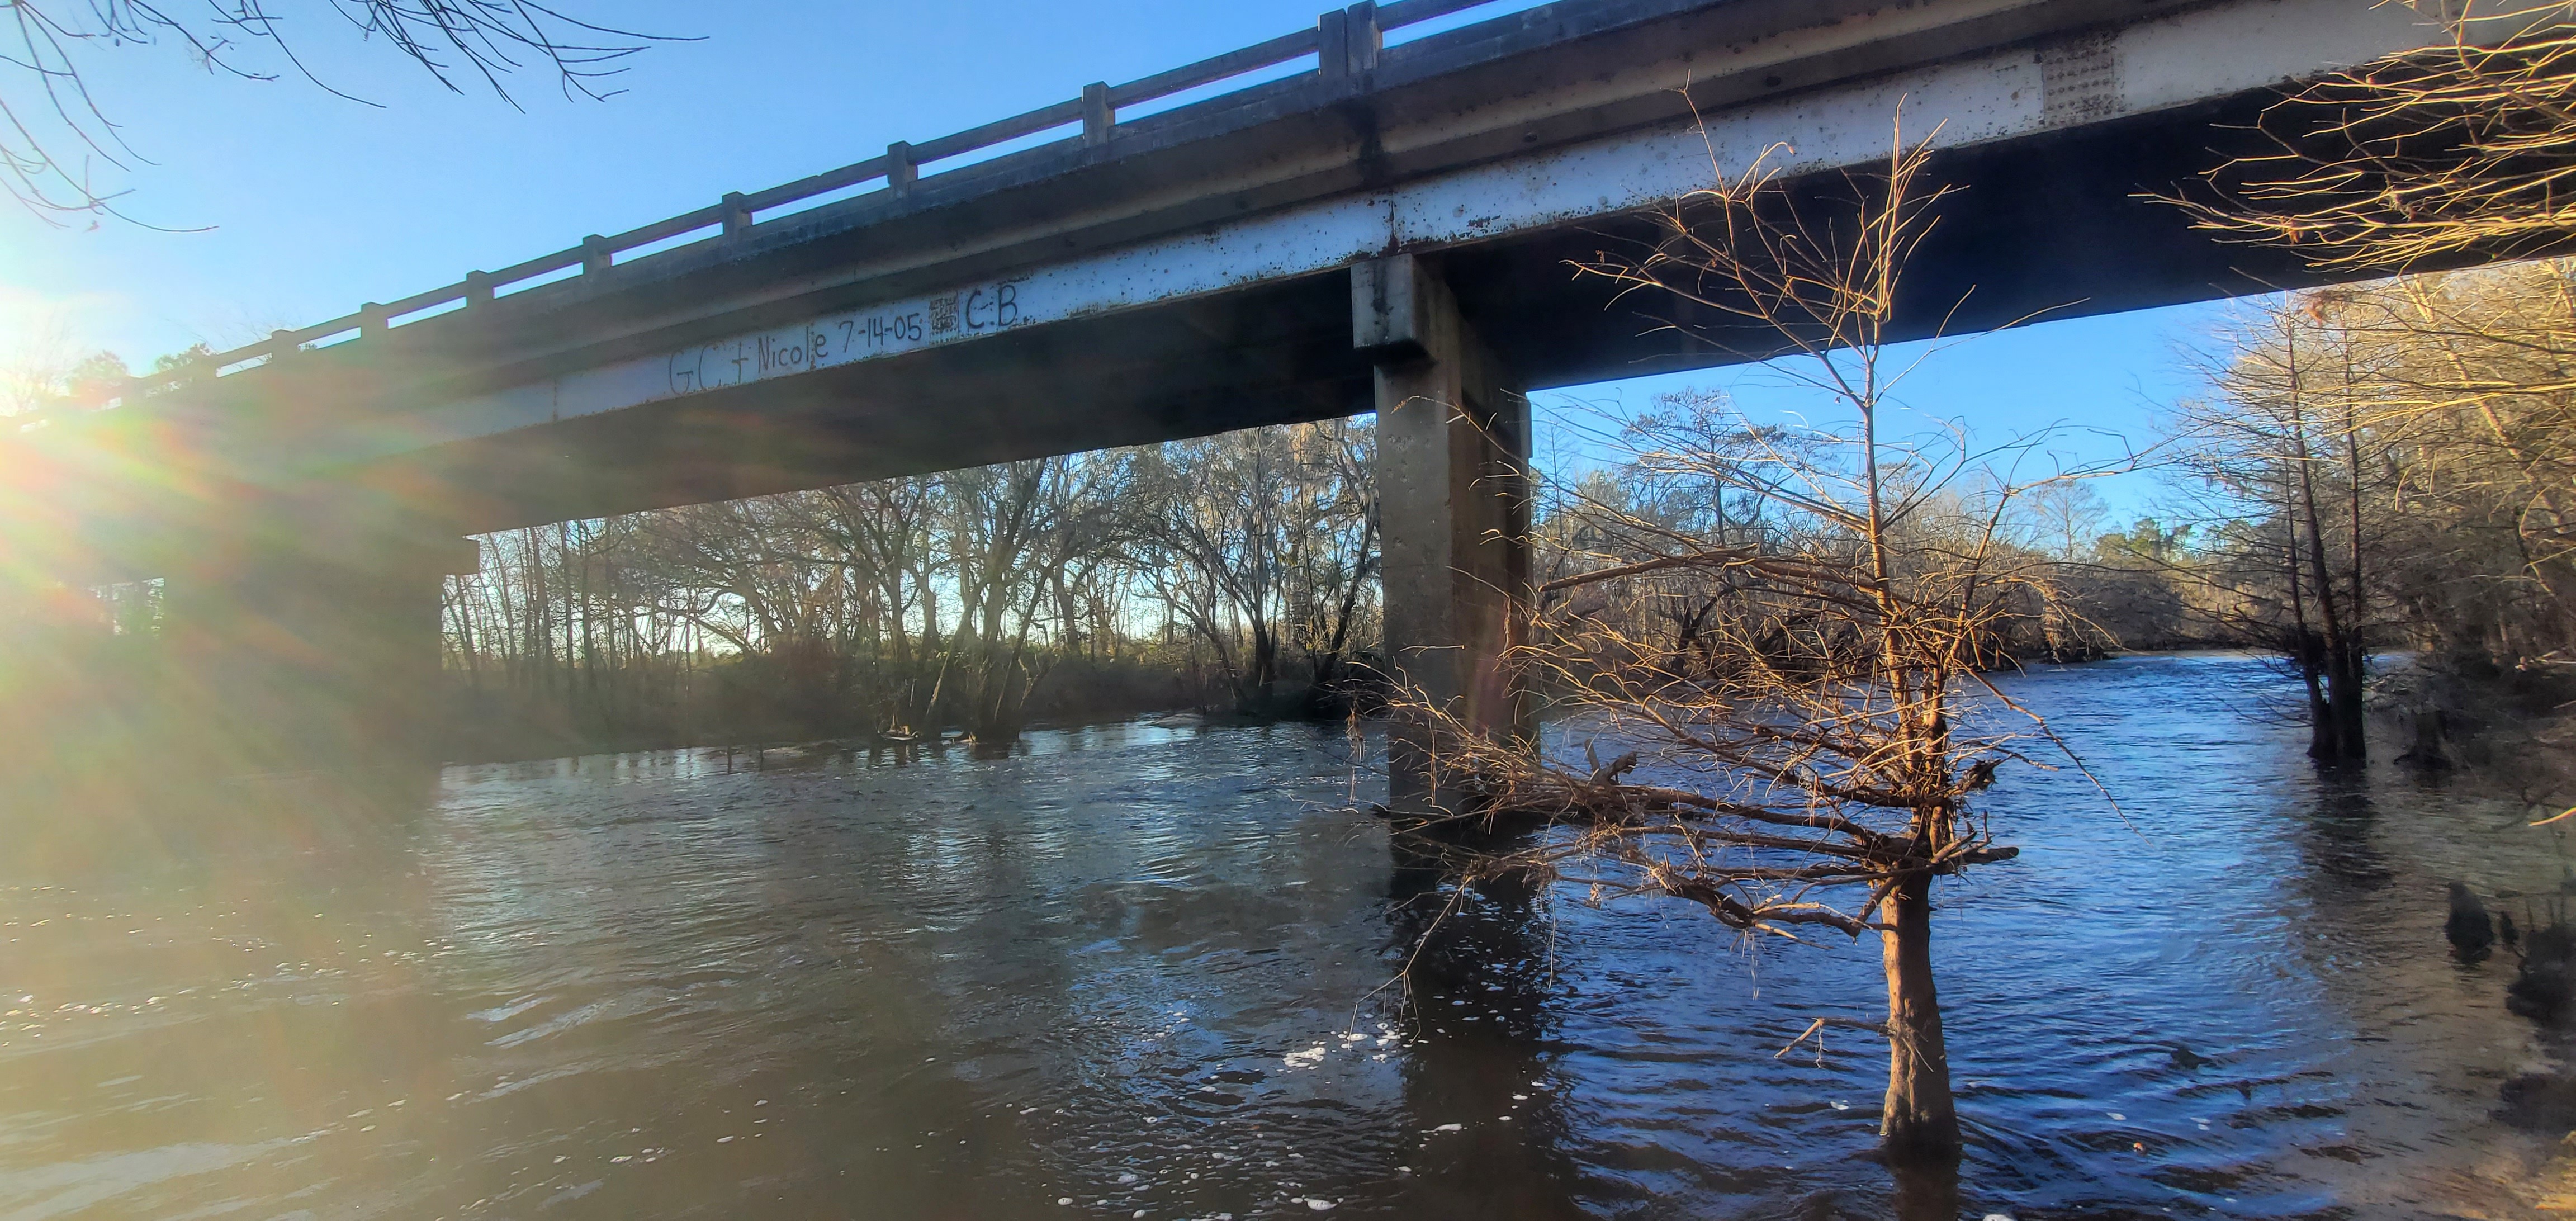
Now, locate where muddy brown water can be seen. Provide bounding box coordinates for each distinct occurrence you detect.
[0,653,2566,1218]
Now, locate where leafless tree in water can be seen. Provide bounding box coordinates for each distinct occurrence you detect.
[2138,267,2576,792]
[1385,128,2106,1170]
[2160,294,2397,761]
[2,0,675,219]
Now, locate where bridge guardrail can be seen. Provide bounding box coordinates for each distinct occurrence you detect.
[125,0,1526,404]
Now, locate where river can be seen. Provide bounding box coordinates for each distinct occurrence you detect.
[0,653,2565,1219]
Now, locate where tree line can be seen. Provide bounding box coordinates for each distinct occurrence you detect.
[430,420,1379,758]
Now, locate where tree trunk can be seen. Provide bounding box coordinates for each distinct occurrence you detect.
[2288,370,2364,764]
[2341,396,2370,761]
[1878,878,1961,1166]
[2326,644,2368,761]
[526,527,553,699]
[2300,631,2337,759]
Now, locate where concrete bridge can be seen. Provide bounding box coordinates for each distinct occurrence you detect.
[6,0,2445,777]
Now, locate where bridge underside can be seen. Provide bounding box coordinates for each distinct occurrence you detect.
[395,93,2308,536]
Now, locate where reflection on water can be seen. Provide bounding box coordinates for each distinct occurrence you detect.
[0,655,2566,1218]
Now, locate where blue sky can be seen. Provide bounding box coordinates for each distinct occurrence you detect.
[1533,309,2238,519]
[1,0,2232,520]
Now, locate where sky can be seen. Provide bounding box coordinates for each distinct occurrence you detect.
[0,0,2247,520]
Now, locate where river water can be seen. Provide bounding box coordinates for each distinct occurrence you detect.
[0,653,2566,1219]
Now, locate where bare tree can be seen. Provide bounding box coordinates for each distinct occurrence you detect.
[2160,296,2391,759]
[1393,130,2075,1174]
[2013,478,2108,562]
[3,0,673,219]
[812,476,944,736]
[2167,2,2572,269]
[1135,421,1380,716]
[2358,264,2576,634]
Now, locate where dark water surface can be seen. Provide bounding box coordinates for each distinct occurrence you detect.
[2,654,2568,1219]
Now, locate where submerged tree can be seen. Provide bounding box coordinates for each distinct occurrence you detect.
[2167,296,2394,761]
[1395,130,2073,1172]
[930,454,1131,746]
[2142,266,2576,782]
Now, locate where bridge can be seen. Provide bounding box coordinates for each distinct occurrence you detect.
[5,0,2444,781]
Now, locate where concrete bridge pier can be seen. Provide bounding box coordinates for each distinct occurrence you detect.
[1358,255,1535,815]
[160,512,476,771]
